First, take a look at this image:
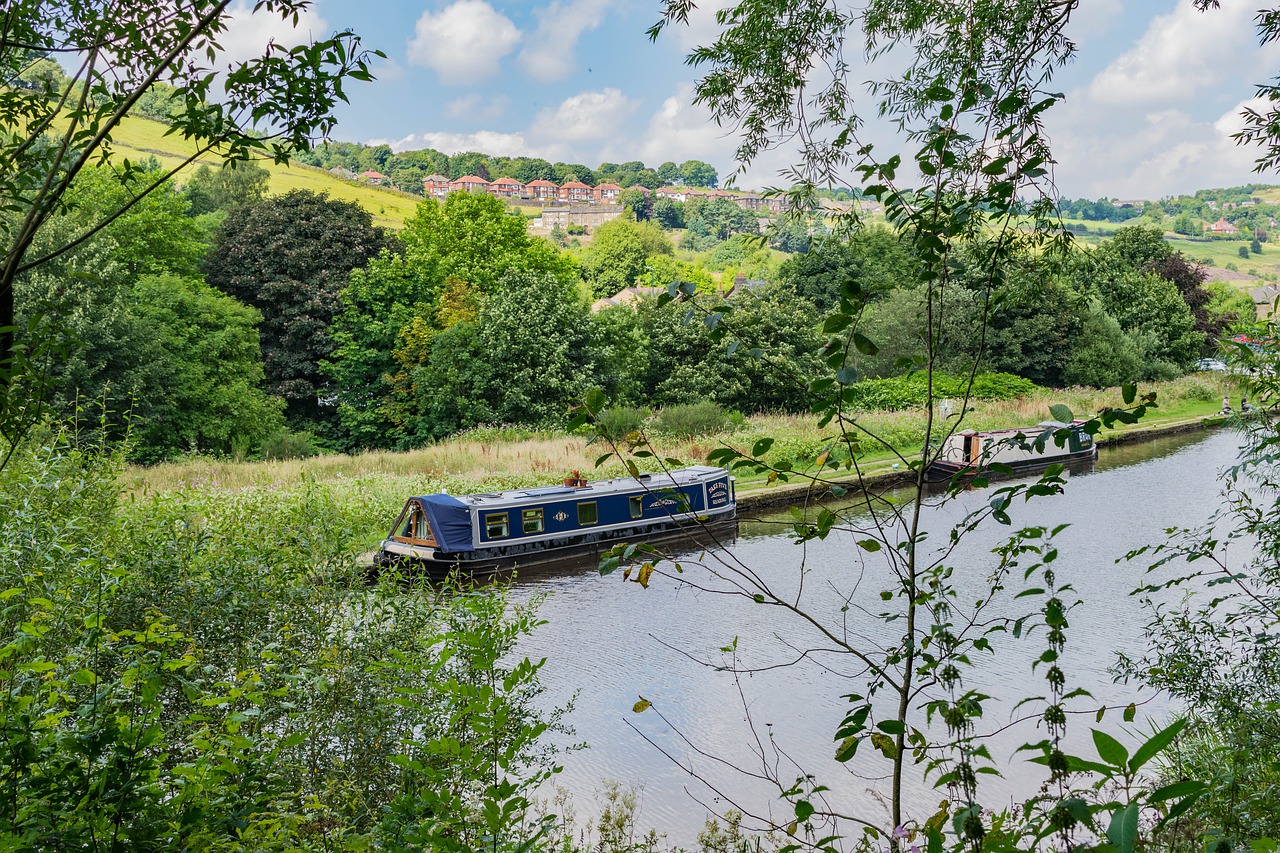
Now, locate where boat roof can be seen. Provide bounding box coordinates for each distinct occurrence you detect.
[411,465,727,509]
[958,421,1075,439]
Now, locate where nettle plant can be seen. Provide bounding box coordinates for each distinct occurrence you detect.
[573,2,1204,852]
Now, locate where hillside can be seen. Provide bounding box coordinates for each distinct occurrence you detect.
[106,115,422,228]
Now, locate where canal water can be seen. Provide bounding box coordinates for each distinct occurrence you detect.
[509,428,1244,841]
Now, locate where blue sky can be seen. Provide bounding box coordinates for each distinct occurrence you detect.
[225,0,1280,199]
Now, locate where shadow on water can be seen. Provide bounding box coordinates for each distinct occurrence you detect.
[511,427,1243,841]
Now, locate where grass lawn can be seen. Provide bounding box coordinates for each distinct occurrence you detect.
[102,115,423,229]
[1164,235,1280,281]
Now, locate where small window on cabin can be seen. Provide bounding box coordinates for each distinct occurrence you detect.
[578,502,598,526]
[629,496,643,519]
[397,508,416,538]
[486,513,509,539]
[522,508,544,534]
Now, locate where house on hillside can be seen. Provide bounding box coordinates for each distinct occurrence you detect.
[590,285,665,313]
[594,182,624,204]
[358,170,386,185]
[732,191,765,211]
[452,175,491,194]
[1210,217,1240,234]
[328,165,355,179]
[489,176,525,198]
[655,186,686,202]
[526,179,559,201]
[423,174,451,198]
[626,184,651,195]
[559,180,593,203]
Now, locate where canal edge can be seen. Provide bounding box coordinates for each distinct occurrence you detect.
[735,415,1226,511]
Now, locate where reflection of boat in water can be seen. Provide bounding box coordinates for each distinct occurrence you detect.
[928,421,1097,480]
[377,466,737,578]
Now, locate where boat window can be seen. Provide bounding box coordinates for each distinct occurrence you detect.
[578,502,598,526]
[397,507,417,538]
[522,508,544,534]
[629,496,643,519]
[485,512,509,539]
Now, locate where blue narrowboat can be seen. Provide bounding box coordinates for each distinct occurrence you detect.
[377,466,737,575]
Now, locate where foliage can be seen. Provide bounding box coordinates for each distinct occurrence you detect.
[0,434,567,849]
[582,218,674,298]
[259,427,323,461]
[652,401,729,438]
[0,0,378,376]
[182,161,271,216]
[203,190,392,427]
[777,227,916,312]
[1118,314,1280,847]
[839,372,1038,412]
[1062,306,1144,389]
[128,275,285,462]
[327,192,577,448]
[407,271,597,440]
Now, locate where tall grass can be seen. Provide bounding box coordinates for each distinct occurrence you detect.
[125,377,1227,496]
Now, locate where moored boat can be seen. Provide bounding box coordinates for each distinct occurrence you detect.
[377,465,737,576]
[928,421,1096,480]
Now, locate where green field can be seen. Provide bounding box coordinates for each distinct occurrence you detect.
[1164,235,1280,281]
[104,115,425,228]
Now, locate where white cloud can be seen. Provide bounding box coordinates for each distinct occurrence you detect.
[529,88,638,143]
[446,94,511,121]
[1086,0,1275,108]
[218,1,329,65]
[659,0,736,53]
[518,0,613,82]
[406,1,521,84]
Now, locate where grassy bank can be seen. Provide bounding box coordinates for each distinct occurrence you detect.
[125,374,1231,507]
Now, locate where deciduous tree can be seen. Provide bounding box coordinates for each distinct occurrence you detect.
[202,190,392,427]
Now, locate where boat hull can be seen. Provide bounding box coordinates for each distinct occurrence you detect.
[377,511,738,579]
[927,445,1097,480]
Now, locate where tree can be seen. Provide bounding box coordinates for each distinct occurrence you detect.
[128,275,284,461]
[202,190,392,428]
[653,197,686,229]
[657,161,680,184]
[327,192,577,448]
[409,272,596,438]
[582,219,671,298]
[1241,244,1252,259]
[182,161,271,216]
[1252,237,1263,254]
[679,159,719,187]
[618,189,654,221]
[0,0,377,361]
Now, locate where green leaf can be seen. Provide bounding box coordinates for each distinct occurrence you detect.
[633,698,652,713]
[870,732,898,759]
[1106,801,1139,853]
[1092,729,1129,768]
[795,800,814,822]
[753,437,775,456]
[1148,780,1205,804]
[1123,702,1136,722]
[1049,403,1074,423]
[857,539,881,552]
[835,736,859,762]
[1122,382,1136,405]
[852,332,879,356]
[876,719,906,735]
[1129,717,1185,773]
[585,388,607,413]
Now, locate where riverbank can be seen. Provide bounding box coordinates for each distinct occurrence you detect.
[732,409,1231,510]
[122,375,1231,498]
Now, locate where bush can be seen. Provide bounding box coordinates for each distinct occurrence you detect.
[259,428,322,460]
[653,402,728,437]
[843,372,1038,411]
[566,223,587,236]
[597,405,651,439]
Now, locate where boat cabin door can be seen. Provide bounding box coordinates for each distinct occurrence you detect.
[964,433,981,465]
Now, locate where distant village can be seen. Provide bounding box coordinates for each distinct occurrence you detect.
[326,165,788,213]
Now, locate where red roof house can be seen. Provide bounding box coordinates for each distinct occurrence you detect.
[489,176,525,198]
[559,180,593,202]
[451,175,491,194]
[526,179,559,201]
[594,182,624,203]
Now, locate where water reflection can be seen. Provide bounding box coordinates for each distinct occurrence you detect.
[513,427,1241,841]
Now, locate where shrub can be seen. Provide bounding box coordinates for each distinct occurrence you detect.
[597,405,651,439]
[843,372,1038,411]
[566,223,587,236]
[653,402,727,437]
[259,428,322,460]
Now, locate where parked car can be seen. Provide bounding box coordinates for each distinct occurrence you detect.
[1195,358,1228,372]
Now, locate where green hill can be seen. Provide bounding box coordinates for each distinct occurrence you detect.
[106,115,422,229]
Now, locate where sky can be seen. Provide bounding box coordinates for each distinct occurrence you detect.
[221,0,1280,200]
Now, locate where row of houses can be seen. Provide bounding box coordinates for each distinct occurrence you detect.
[419,174,788,213]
